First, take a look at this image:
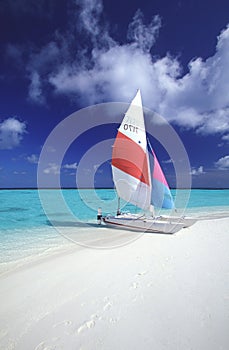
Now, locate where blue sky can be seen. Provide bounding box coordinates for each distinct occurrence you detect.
[0,0,229,188]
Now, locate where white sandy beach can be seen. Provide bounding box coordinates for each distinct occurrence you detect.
[0,217,229,350]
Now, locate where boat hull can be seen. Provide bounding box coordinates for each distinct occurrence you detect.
[156,215,197,228]
[103,214,184,234]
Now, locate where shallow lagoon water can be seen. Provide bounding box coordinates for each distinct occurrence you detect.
[0,189,228,265]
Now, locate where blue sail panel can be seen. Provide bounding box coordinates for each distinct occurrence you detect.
[151,178,174,209]
[148,141,174,209]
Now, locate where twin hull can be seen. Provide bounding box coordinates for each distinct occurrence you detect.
[103,214,184,234]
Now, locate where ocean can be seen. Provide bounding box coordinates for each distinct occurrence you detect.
[0,189,229,267]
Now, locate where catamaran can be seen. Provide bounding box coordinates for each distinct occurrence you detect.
[103,89,196,234]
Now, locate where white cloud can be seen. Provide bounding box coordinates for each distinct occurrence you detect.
[93,164,103,173]
[156,26,229,135]
[27,154,39,164]
[127,10,161,52]
[78,0,103,37]
[26,41,64,104]
[7,0,229,140]
[93,164,99,171]
[28,71,45,104]
[14,171,27,175]
[76,0,115,49]
[43,163,60,175]
[222,134,229,142]
[191,166,205,175]
[46,146,56,153]
[48,2,229,139]
[215,155,229,170]
[63,162,77,169]
[0,117,26,149]
[162,159,173,164]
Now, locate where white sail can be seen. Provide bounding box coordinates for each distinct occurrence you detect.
[111,90,151,210]
[103,89,196,234]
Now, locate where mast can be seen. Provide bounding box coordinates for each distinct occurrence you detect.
[117,196,121,215]
[111,89,152,211]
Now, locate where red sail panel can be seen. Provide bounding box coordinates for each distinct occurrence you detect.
[112,131,150,186]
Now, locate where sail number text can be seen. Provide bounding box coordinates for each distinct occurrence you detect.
[123,124,138,133]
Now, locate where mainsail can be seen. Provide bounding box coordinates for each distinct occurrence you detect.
[104,89,196,233]
[111,90,151,210]
[111,89,174,212]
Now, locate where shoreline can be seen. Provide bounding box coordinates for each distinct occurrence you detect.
[0,216,229,349]
[0,211,229,275]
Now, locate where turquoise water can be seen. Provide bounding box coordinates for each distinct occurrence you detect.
[0,189,229,265]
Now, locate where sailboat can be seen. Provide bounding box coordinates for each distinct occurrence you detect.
[103,89,196,234]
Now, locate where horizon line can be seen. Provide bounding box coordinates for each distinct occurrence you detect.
[1,187,229,190]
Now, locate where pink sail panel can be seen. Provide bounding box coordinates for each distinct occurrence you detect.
[151,149,170,188]
[112,131,150,186]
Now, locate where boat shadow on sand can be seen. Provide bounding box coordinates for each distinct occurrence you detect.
[46,219,188,235]
[46,219,102,229]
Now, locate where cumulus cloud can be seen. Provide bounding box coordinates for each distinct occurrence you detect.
[14,171,26,175]
[0,117,26,149]
[162,159,173,164]
[48,1,229,139]
[27,154,39,164]
[160,27,229,134]
[23,0,163,105]
[28,72,45,104]
[43,163,60,175]
[222,134,229,142]
[6,0,229,139]
[44,162,78,174]
[77,0,103,38]
[215,155,229,170]
[191,166,205,175]
[93,164,103,173]
[127,10,161,52]
[63,162,78,169]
